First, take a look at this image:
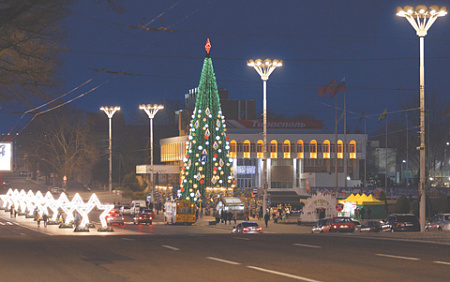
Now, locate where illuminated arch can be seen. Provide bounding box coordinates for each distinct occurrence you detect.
[310,140,317,159]
[349,140,356,159]
[243,140,251,158]
[283,140,291,159]
[270,140,278,158]
[257,140,264,159]
[296,140,304,159]
[323,140,330,159]
[230,140,237,159]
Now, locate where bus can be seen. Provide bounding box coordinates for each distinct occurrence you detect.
[164,200,198,225]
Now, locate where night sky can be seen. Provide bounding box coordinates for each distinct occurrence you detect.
[2,0,450,135]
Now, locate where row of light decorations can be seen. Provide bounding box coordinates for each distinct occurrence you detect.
[0,189,114,231]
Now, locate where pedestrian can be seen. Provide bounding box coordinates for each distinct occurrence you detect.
[74,212,81,230]
[227,211,233,225]
[264,213,270,228]
[233,213,237,225]
[360,207,365,220]
[43,213,48,227]
[354,207,359,219]
[36,212,42,227]
[367,208,372,220]
[10,205,14,218]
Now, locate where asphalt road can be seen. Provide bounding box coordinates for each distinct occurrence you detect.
[1,215,450,282]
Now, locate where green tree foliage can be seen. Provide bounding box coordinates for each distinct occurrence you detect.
[179,50,236,203]
[394,195,410,213]
[121,172,146,192]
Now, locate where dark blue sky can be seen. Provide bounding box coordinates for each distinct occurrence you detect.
[3,0,450,135]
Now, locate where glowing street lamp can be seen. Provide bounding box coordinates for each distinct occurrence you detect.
[247,58,282,216]
[100,106,120,194]
[396,4,447,232]
[139,104,164,206]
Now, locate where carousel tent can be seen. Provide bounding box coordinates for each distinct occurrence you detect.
[341,194,386,219]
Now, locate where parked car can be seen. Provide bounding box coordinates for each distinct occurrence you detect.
[425,213,450,232]
[133,209,154,225]
[106,213,125,226]
[232,222,263,234]
[50,187,68,196]
[360,220,381,232]
[120,205,131,215]
[322,217,355,233]
[311,219,328,233]
[381,214,420,232]
[352,220,362,232]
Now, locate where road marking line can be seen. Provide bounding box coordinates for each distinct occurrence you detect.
[247,266,322,282]
[207,257,241,265]
[121,238,135,241]
[234,237,250,240]
[162,245,180,251]
[375,254,420,261]
[293,243,322,248]
[434,261,450,266]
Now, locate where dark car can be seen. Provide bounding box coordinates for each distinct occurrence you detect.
[381,214,420,232]
[133,209,154,225]
[360,220,381,232]
[232,222,263,234]
[311,219,328,233]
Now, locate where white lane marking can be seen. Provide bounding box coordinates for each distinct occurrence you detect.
[375,254,420,261]
[434,261,450,266]
[206,257,241,265]
[162,245,180,251]
[293,243,322,249]
[234,237,250,240]
[247,266,322,282]
[121,238,135,241]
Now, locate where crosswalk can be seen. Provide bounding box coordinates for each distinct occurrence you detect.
[0,221,16,226]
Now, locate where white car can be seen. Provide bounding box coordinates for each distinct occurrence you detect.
[426,213,450,231]
[120,205,131,215]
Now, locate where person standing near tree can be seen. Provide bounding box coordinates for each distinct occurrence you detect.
[360,207,365,221]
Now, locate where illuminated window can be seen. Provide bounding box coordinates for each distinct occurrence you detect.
[337,140,343,159]
[230,140,237,158]
[296,140,304,159]
[283,140,291,159]
[243,140,250,159]
[270,140,277,159]
[349,140,356,159]
[257,140,263,159]
[323,140,330,159]
[310,140,317,159]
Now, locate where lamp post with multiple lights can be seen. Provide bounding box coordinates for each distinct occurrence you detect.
[139,104,164,205]
[396,4,447,231]
[247,58,282,216]
[100,106,120,194]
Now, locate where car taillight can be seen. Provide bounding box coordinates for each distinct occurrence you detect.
[149,216,153,220]
[138,216,142,220]
[333,225,337,229]
[243,227,249,232]
[257,227,262,231]
[121,217,124,220]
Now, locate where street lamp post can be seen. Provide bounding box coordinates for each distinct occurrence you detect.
[100,106,120,194]
[247,58,282,217]
[396,5,447,232]
[139,104,164,206]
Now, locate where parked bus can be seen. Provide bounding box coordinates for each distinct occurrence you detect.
[164,200,198,225]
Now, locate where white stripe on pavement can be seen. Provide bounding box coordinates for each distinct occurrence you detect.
[162,245,180,251]
[206,257,241,265]
[293,243,322,248]
[247,266,322,282]
[234,237,250,240]
[434,261,450,266]
[375,254,420,261]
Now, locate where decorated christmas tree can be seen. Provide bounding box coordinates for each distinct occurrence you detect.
[180,39,236,204]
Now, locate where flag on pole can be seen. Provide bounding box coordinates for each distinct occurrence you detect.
[330,77,345,99]
[359,111,366,123]
[442,107,450,118]
[338,111,345,122]
[317,78,337,97]
[378,109,387,123]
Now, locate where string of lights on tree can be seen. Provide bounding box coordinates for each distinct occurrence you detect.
[179,39,236,203]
